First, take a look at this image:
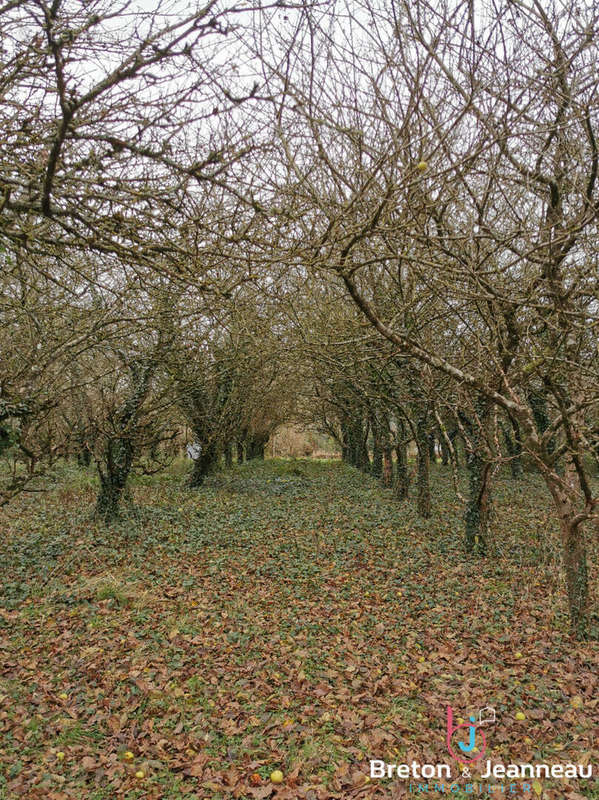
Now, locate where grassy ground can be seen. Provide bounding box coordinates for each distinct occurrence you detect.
[0,459,597,800]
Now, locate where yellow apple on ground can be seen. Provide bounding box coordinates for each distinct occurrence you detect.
[270,769,284,784]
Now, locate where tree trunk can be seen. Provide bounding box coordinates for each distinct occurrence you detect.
[247,434,267,460]
[371,424,383,478]
[465,455,491,556]
[95,437,133,523]
[394,441,409,500]
[224,441,233,468]
[463,400,492,555]
[96,476,130,522]
[96,481,122,522]
[77,449,91,467]
[76,428,92,467]
[516,403,591,638]
[349,418,370,472]
[561,517,589,639]
[382,446,393,488]
[95,360,153,523]
[360,421,371,473]
[501,418,523,478]
[359,440,371,472]
[528,388,556,456]
[428,433,436,462]
[543,463,590,639]
[345,421,357,467]
[590,428,599,475]
[448,428,460,468]
[415,417,431,518]
[440,435,449,466]
[187,442,219,487]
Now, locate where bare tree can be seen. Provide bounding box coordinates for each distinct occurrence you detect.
[262,0,599,637]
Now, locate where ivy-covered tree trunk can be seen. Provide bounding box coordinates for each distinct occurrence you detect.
[340,420,351,464]
[560,512,589,639]
[246,433,268,460]
[501,417,523,478]
[95,361,152,523]
[224,441,233,468]
[346,417,369,471]
[465,455,492,556]
[236,441,245,463]
[96,437,133,522]
[528,387,556,456]
[523,402,591,637]
[358,420,371,473]
[415,416,431,518]
[535,451,590,638]
[394,440,409,500]
[0,426,12,457]
[428,433,436,462]
[187,441,219,487]
[345,421,357,466]
[382,445,393,488]
[76,430,92,467]
[371,419,383,478]
[463,400,492,556]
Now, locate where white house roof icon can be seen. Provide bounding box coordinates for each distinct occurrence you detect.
[478,706,496,725]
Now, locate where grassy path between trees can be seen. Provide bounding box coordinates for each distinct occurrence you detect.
[0,460,598,799]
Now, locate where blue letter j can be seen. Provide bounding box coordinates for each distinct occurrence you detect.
[458,717,477,753]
